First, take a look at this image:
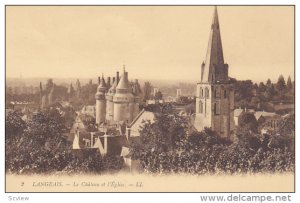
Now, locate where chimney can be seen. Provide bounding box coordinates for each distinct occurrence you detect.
[98,76,100,85]
[116,72,120,84]
[90,132,94,148]
[112,77,116,84]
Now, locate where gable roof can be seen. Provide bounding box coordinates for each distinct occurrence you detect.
[234,109,244,117]
[254,111,277,120]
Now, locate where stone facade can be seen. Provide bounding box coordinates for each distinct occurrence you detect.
[194,7,234,139]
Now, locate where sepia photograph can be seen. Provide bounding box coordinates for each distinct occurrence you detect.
[5,5,295,192]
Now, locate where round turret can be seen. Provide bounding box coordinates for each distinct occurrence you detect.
[95,76,106,124]
[48,85,55,105]
[105,75,118,121]
[41,94,49,109]
[95,77,106,100]
[113,69,135,123]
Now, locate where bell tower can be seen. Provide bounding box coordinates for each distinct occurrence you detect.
[194,6,234,139]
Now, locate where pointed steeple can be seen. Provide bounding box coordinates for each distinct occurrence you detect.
[201,6,228,83]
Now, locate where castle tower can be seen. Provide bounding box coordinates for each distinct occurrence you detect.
[75,79,81,98]
[106,77,111,90]
[41,94,49,109]
[105,73,118,121]
[113,67,134,123]
[68,83,75,99]
[48,84,55,105]
[194,7,234,139]
[95,75,107,125]
[40,81,49,109]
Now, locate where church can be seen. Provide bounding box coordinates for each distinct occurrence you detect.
[193,7,235,139]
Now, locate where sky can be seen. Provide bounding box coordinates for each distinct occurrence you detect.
[6,6,294,83]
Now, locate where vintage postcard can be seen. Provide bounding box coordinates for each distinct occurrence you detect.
[5,5,295,192]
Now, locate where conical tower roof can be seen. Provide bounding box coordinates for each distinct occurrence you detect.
[97,74,107,93]
[116,67,131,90]
[201,6,227,83]
[108,77,118,95]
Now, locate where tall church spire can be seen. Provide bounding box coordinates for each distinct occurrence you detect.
[201,6,228,83]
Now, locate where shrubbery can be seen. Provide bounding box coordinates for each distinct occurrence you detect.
[131,110,295,174]
[5,109,123,175]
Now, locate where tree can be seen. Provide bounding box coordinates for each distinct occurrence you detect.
[5,111,26,140]
[237,112,258,134]
[6,109,71,174]
[264,84,276,100]
[131,108,188,158]
[258,82,266,93]
[286,76,293,91]
[276,75,286,92]
[266,79,272,88]
[154,91,163,100]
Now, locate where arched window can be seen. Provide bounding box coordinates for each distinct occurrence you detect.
[214,88,217,98]
[224,90,227,98]
[201,88,204,97]
[205,88,209,97]
[199,88,202,97]
[199,101,203,113]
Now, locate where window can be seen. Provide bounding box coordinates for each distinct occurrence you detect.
[199,101,203,113]
[205,88,209,97]
[201,88,204,97]
[214,88,217,98]
[214,103,220,115]
[214,103,217,115]
[224,90,227,98]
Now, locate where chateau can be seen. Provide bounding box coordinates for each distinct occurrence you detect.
[95,67,142,126]
[194,7,235,139]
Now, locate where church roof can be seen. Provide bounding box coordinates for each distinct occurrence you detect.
[201,6,226,83]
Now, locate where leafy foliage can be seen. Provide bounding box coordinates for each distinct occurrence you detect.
[5,109,123,175]
[237,112,258,134]
[231,75,294,112]
[131,111,294,174]
[5,111,26,140]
